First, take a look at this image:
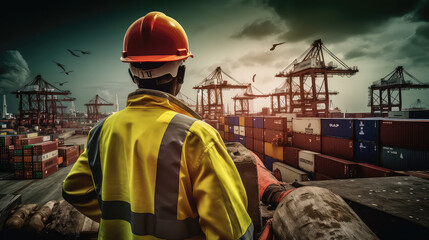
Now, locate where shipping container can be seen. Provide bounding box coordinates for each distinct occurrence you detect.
[314,173,333,181]
[264,142,283,161]
[381,146,429,170]
[283,147,300,168]
[12,135,25,145]
[272,162,308,183]
[14,170,23,179]
[245,137,254,151]
[224,124,229,133]
[33,156,58,172]
[253,128,264,141]
[264,129,285,143]
[19,136,44,146]
[264,117,288,131]
[298,150,319,173]
[380,120,429,150]
[253,139,264,154]
[34,164,58,179]
[233,134,240,142]
[238,136,246,146]
[228,116,234,125]
[33,150,58,162]
[228,125,233,134]
[233,126,239,135]
[292,118,321,135]
[321,136,354,160]
[25,132,38,138]
[354,140,379,165]
[244,117,253,127]
[227,133,234,142]
[218,130,225,139]
[354,119,379,142]
[263,155,280,171]
[23,144,34,156]
[0,135,11,146]
[239,126,245,136]
[219,117,224,124]
[239,117,245,126]
[219,123,224,131]
[292,133,321,153]
[253,117,264,129]
[321,118,353,139]
[233,116,239,126]
[356,163,391,178]
[315,154,357,179]
[245,127,253,138]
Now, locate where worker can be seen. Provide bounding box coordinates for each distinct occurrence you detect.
[62,11,253,240]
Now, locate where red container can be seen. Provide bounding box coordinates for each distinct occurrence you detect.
[292,133,321,152]
[24,162,32,171]
[315,154,357,179]
[315,173,333,181]
[14,170,23,179]
[380,120,429,150]
[24,170,33,179]
[356,163,391,178]
[283,147,300,168]
[264,129,286,143]
[12,135,25,145]
[23,156,32,163]
[227,132,234,141]
[253,139,264,154]
[23,147,33,156]
[14,156,23,163]
[61,154,78,167]
[245,127,253,138]
[321,136,354,160]
[0,136,11,146]
[245,137,253,151]
[33,156,58,172]
[263,117,287,131]
[244,117,253,127]
[219,123,224,131]
[42,164,58,178]
[20,136,44,146]
[253,128,263,141]
[218,130,225,139]
[33,141,58,155]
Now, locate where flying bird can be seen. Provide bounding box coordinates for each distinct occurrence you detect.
[53,61,67,72]
[67,49,80,57]
[252,74,256,82]
[63,71,74,75]
[270,42,286,51]
[55,81,68,86]
[74,49,91,55]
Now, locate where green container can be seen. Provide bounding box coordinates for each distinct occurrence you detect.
[33,171,42,179]
[14,150,23,156]
[14,162,23,170]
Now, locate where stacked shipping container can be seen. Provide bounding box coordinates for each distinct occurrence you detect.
[292,118,321,152]
[321,118,354,160]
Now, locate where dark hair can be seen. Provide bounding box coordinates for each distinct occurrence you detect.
[135,74,175,92]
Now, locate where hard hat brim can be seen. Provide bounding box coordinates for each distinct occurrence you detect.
[121,53,193,63]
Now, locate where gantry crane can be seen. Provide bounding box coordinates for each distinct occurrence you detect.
[177,92,197,110]
[232,84,269,115]
[193,66,248,119]
[275,39,358,117]
[369,66,429,115]
[85,95,114,123]
[12,75,73,127]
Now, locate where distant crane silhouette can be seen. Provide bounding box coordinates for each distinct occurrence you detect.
[270,42,286,51]
[74,49,91,55]
[67,49,80,57]
[55,81,68,86]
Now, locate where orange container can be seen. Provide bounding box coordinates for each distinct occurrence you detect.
[239,117,245,126]
[264,142,283,161]
[57,156,63,165]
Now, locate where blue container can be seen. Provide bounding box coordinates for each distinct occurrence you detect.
[233,116,239,126]
[354,140,379,165]
[253,117,264,129]
[228,116,234,125]
[238,136,246,146]
[321,119,353,139]
[233,134,240,142]
[263,155,280,171]
[228,125,234,133]
[381,146,429,170]
[354,119,379,142]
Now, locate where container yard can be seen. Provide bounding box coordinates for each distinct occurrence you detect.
[2,3,429,238]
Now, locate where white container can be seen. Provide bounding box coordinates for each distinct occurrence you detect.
[234,126,239,135]
[239,126,245,136]
[42,135,51,142]
[273,162,308,183]
[298,150,319,172]
[275,113,297,119]
[33,150,58,162]
[292,118,321,135]
[388,111,409,119]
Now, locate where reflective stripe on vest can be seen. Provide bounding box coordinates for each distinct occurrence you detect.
[87,114,202,239]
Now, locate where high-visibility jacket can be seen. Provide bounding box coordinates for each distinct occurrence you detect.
[63,89,253,240]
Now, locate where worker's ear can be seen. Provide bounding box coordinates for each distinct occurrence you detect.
[177,65,185,84]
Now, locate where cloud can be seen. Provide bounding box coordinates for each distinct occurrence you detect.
[258,0,422,42]
[413,0,429,21]
[398,23,429,67]
[231,19,280,39]
[0,50,31,94]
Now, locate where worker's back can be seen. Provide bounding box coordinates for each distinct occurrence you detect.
[63,90,253,239]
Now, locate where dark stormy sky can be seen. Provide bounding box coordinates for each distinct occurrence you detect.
[1,0,429,114]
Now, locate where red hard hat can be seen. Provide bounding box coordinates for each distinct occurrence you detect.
[121,12,193,62]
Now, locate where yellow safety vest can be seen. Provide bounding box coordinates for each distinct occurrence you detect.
[63,89,253,239]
